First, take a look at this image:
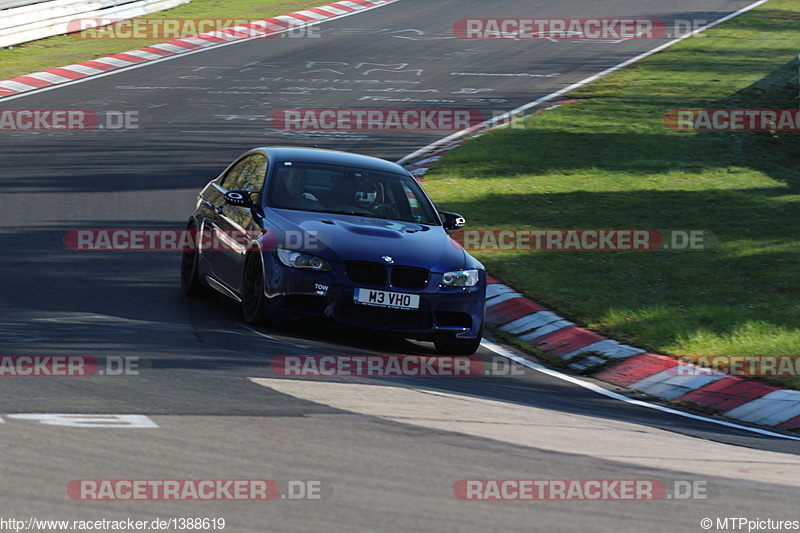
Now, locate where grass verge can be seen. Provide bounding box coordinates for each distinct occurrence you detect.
[422,0,800,388]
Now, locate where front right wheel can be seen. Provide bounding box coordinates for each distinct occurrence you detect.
[434,323,483,355]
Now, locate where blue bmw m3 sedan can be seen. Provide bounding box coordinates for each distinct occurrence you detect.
[181,147,486,355]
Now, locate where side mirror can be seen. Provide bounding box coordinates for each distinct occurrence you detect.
[440,211,466,230]
[225,190,255,207]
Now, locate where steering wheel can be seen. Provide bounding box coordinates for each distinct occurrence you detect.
[372,204,401,219]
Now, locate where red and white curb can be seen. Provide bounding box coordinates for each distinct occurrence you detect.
[406,142,465,179]
[482,276,800,430]
[0,0,397,99]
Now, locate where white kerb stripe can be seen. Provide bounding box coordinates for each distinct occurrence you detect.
[148,43,194,54]
[560,339,620,360]
[89,57,134,68]
[294,9,332,20]
[486,283,515,300]
[315,5,348,15]
[723,390,800,426]
[0,80,37,91]
[336,1,371,9]
[118,50,166,60]
[260,21,287,31]
[26,72,71,84]
[61,64,105,75]
[519,320,573,343]
[485,292,524,307]
[179,37,222,46]
[561,340,644,360]
[498,311,562,335]
[631,370,726,400]
[275,15,308,26]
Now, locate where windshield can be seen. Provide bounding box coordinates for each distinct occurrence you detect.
[266,161,441,225]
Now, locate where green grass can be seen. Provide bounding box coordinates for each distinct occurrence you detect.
[422,0,800,388]
[0,0,322,80]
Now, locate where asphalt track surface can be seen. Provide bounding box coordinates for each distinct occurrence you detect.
[1,0,799,531]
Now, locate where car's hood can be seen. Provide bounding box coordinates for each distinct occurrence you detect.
[267,209,470,272]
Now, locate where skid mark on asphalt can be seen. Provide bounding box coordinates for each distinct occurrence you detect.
[26,314,311,350]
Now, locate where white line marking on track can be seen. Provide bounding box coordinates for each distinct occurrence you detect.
[6,414,158,428]
[396,0,774,165]
[34,315,109,322]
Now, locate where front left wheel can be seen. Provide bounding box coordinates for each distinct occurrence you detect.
[181,221,206,297]
[242,252,270,325]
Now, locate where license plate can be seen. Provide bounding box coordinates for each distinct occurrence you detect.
[353,288,420,310]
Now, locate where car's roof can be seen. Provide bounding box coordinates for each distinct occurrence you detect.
[258,147,408,175]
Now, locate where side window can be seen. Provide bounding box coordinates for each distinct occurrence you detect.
[221,154,268,191]
[220,159,246,189]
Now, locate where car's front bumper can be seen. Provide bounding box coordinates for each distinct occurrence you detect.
[261,255,486,340]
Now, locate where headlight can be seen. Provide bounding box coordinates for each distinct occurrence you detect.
[440,269,480,287]
[276,249,331,272]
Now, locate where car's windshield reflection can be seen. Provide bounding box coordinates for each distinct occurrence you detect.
[267,162,440,225]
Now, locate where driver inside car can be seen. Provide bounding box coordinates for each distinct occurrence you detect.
[274,166,322,209]
[285,167,319,202]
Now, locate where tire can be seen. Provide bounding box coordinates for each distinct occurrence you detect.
[180,221,206,297]
[434,311,484,355]
[434,335,482,356]
[242,251,270,325]
[434,318,484,355]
